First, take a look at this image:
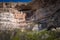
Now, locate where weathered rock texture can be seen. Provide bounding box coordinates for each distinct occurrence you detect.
[0,4,27,30]
[30,0,60,21]
[28,0,60,30]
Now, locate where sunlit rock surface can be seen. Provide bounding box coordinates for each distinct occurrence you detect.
[0,12,19,30]
[0,8,27,30]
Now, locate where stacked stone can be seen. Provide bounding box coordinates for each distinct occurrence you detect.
[0,12,18,30]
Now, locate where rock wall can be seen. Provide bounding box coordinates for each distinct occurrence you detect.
[0,8,27,30]
[30,0,60,21]
[28,0,60,30]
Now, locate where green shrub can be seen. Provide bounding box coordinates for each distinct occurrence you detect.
[0,29,60,40]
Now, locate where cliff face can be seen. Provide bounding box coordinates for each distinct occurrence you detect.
[24,0,60,20]
[29,0,60,20]
[28,0,60,29]
[0,8,27,30]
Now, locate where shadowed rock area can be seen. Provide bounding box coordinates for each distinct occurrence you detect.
[28,0,60,30]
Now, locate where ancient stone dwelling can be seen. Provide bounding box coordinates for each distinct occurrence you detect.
[0,3,27,30]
